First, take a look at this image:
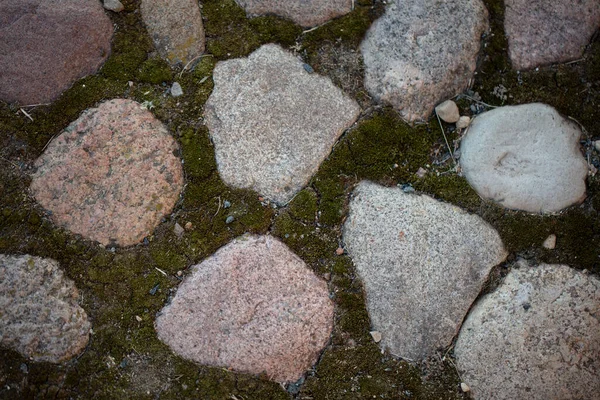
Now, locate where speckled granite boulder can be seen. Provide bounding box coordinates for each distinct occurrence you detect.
[30,99,184,247]
[204,44,360,205]
[505,0,600,70]
[141,0,205,66]
[455,262,600,400]
[0,255,90,363]
[343,181,507,360]
[459,103,587,213]
[234,0,353,27]
[360,0,488,122]
[155,235,334,382]
[0,0,113,105]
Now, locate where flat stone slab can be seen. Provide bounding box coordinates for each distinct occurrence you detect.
[234,0,353,27]
[343,181,507,360]
[0,0,113,105]
[459,103,587,213]
[141,0,205,66]
[505,0,600,70]
[455,262,600,400]
[30,99,184,247]
[0,255,90,363]
[155,235,334,382]
[360,0,488,122]
[204,44,360,205]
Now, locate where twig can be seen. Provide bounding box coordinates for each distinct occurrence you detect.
[213,196,221,218]
[22,103,50,108]
[178,54,214,78]
[435,112,456,166]
[41,134,58,152]
[20,108,33,121]
[455,94,498,109]
[155,267,167,277]
[565,58,584,65]
[568,116,589,136]
[0,156,20,170]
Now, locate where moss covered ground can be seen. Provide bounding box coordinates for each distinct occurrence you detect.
[0,0,598,398]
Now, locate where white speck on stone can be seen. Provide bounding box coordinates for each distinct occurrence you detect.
[435,100,460,123]
[103,0,124,12]
[542,234,556,249]
[459,103,587,213]
[456,115,471,129]
[370,331,382,343]
[171,82,183,97]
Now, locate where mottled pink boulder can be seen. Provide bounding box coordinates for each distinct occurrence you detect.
[0,0,113,105]
[505,0,600,70]
[155,235,334,382]
[0,255,90,363]
[30,99,184,247]
[234,0,353,27]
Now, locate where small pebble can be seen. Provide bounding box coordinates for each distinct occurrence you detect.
[594,140,600,153]
[323,272,331,281]
[416,167,427,179]
[460,382,470,393]
[335,247,344,255]
[103,0,124,12]
[149,284,160,295]
[223,200,231,208]
[303,63,314,74]
[135,315,142,322]
[171,82,183,97]
[370,331,382,343]
[184,221,193,230]
[177,270,183,277]
[173,222,184,237]
[435,100,460,123]
[456,115,471,129]
[542,234,556,250]
[225,216,234,224]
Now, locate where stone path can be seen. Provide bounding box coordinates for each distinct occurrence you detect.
[0,0,598,398]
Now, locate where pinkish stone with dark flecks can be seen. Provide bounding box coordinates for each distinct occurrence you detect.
[0,0,113,105]
[234,0,353,27]
[0,255,90,363]
[155,235,334,382]
[30,99,184,247]
[505,0,600,70]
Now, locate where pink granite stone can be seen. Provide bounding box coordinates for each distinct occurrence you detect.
[0,0,113,105]
[155,235,334,382]
[505,0,600,70]
[30,99,184,247]
[234,0,353,27]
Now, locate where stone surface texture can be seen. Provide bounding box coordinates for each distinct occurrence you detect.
[459,103,587,213]
[0,255,90,363]
[455,262,600,400]
[155,235,334,382]
[234,0,353,27]
[505,0,600,70]
[0,0,113,105]
[360,0,488,122]
[30,99,184,247]
[141,0,205,66]
[343,181,507,360]
[204,44,360,205]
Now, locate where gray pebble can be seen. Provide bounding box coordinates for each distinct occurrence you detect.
[223,200,231,208]
[171,82,183,97]
[225,216,234,224]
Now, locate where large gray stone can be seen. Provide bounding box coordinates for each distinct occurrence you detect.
[459,103,587,213]
[155,235,334,382]
[0,255,90,363]
[505,0,600,70]
[30,99,184,247]
[0,0,113,105]
[234,0,353,27]
[141,0,205,66]
[343,181,507,360]
[455,262,600,400]
[204,44,360,205]
[360,0,488,122]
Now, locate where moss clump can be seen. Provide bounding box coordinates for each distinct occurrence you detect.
[137,57,173,84]
[288,189,318,222]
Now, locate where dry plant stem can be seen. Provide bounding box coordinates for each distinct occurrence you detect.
[436,112,456,167]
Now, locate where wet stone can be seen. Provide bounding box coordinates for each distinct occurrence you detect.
[234,0,353,27]
[505,0,600,70]
[141,0,205,66]
[204,44,360,205]
[30,99,184,247]
[0,0,113,105]
[0,255,90,363]
[459,103,587,213]
[155,235,334,382]
[360,0,488,122]
[343,181,507,360]
[455,262,600,400]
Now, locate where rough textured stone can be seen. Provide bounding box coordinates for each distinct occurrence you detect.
[155,235,334,382]
[0,255,90,363]
[204,44,360,205]
[459,103,587,213]
[0,0,113,105]
[141,0,205,66]
[505,0,600,70]
[234,0,353,27]
[455,262,600,400]
[30,99,184,247]
[343,181,507,360]
[360,0,488,122]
